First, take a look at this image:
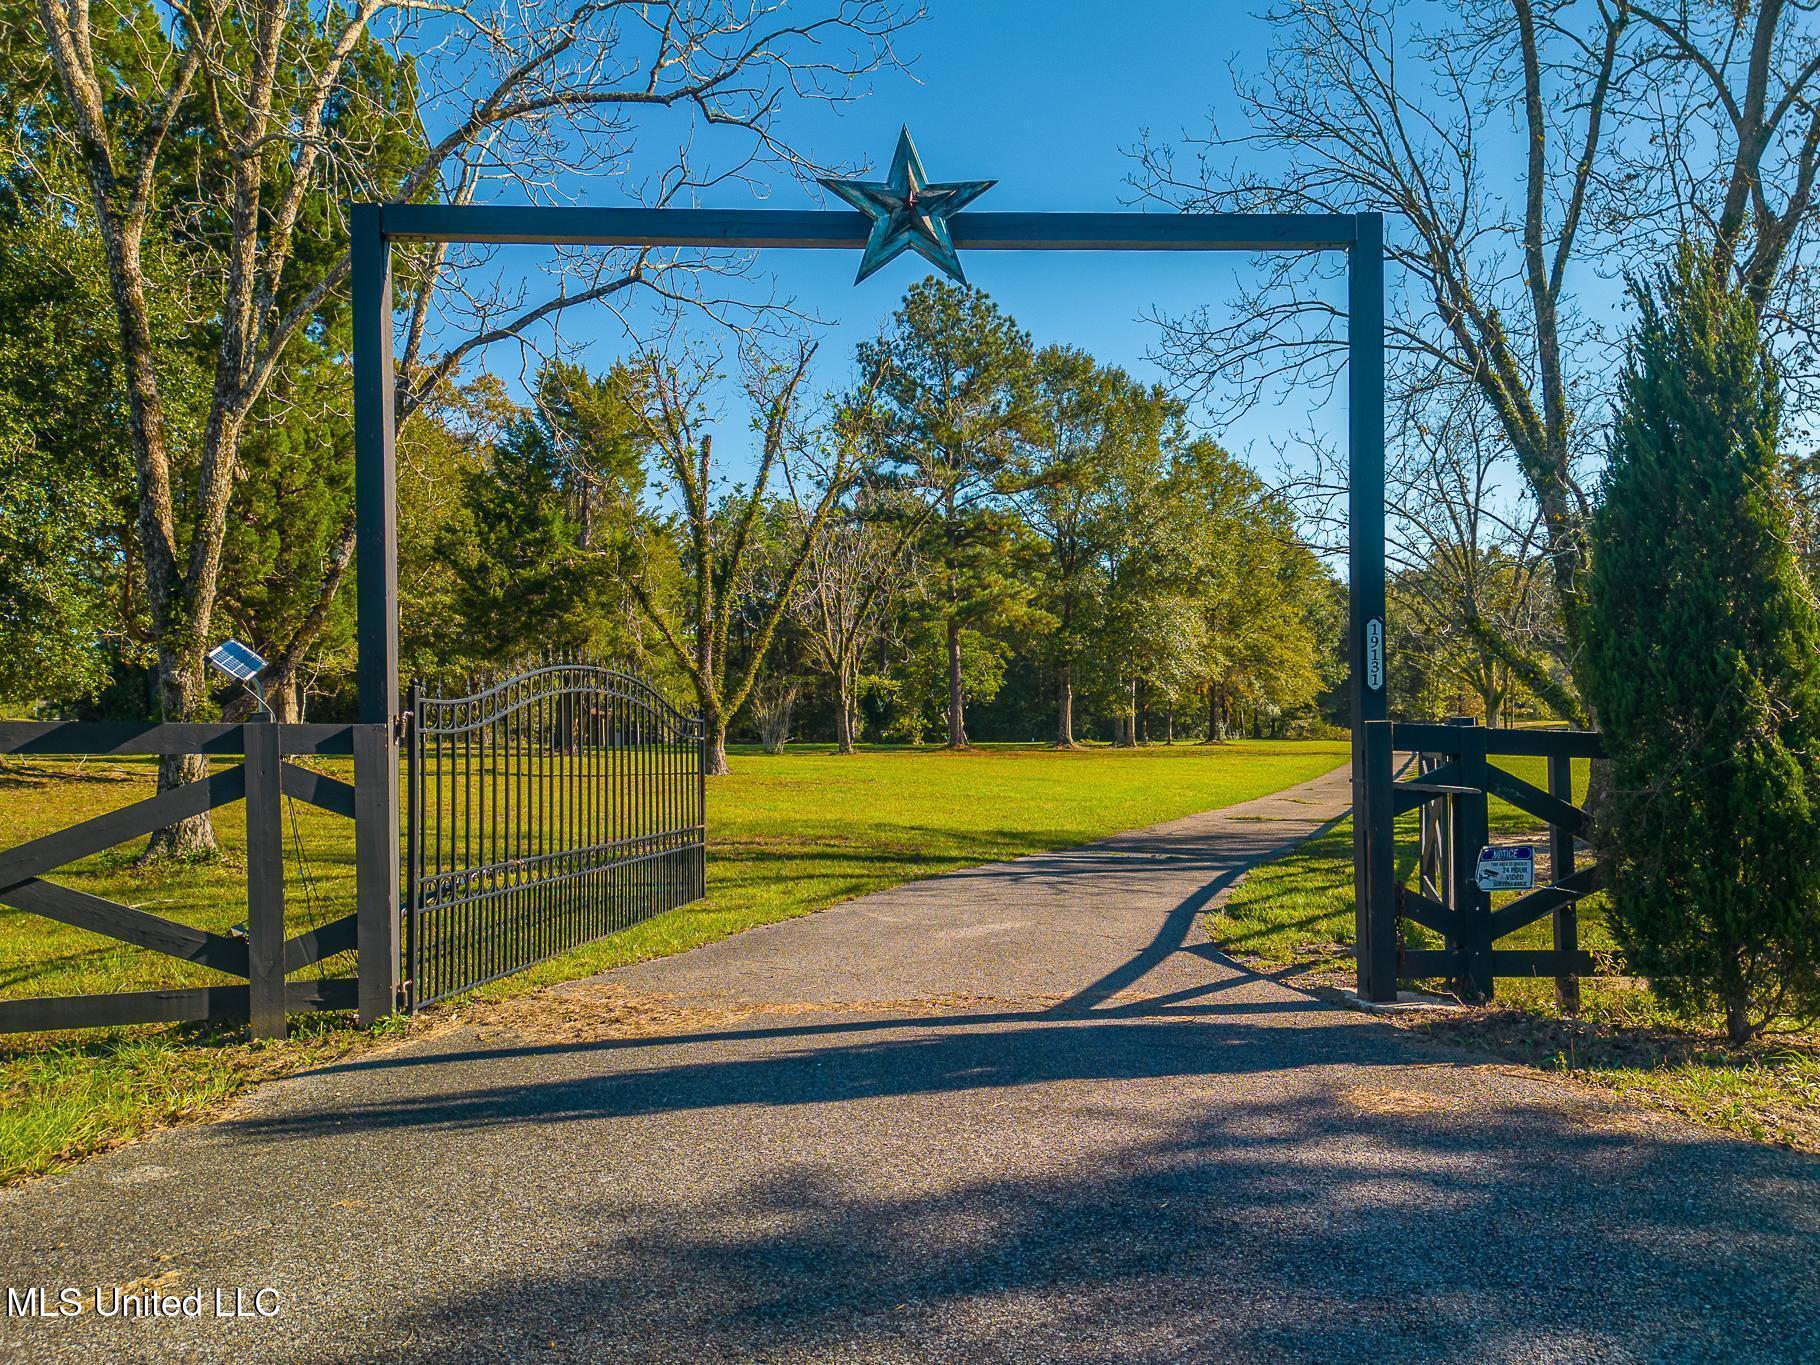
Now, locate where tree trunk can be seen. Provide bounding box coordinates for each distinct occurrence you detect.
[1055,666,1076,747]
[705,721,731,777]
[1114,680,1137,748]
[80,183,219,857]
[1204,685,1230,744]
[144,654,218,859]
[222,657,310,726]
[946,616,968,749]
[270,674,304,723]
[1725,996,1753,1046]
[835,671,858,755]
[1165,710,1174,745]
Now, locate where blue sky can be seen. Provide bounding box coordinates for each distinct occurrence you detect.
[450,3,1350,476]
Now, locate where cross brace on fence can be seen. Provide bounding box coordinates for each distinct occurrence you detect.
[0,720,399,1038]
[1357,718,1603,1005]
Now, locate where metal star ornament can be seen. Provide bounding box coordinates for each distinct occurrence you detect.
[819,127,995,285]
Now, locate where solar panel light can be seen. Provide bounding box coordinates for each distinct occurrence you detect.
[207,638,273,720]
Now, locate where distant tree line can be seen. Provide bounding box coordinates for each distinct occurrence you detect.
[1,240,1341,767]
[399,278,1343,770]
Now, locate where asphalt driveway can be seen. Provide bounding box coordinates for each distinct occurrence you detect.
[0,765,1814,1363]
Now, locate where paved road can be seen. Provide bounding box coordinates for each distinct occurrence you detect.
[0,765,1815,1363]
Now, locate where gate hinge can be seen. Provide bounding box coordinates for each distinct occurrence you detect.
[393,710,413,745]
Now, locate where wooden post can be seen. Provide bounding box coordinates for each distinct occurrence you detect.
[1418,752,1441,903]
[354,722,400,1025]
[1440,716,1470,965]
[1437,769,1454,929]
[1450,720,1492,1002]
[1356,720,1398,1001]
[352,205,401,1027]
[696,719,708,901]
[402,682,420,1011]
[243,722,286,1040]
[352,205,398,733]
[1548,752,1580,1014]
[1348,216,1391,1003]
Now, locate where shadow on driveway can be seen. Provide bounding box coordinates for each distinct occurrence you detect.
[284,1019,1819,1362]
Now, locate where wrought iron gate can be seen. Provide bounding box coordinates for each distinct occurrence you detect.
[404,664,706,1008]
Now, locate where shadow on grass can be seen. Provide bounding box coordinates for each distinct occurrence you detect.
[0,763,142,791]
[0,942,122,995]
[1406,1003,1820,1075]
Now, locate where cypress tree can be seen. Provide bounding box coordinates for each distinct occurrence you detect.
[1585,241,1820,1043]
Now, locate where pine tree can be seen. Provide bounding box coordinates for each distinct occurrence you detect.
[860,279,1042,748]
[1585,241,1820,1043]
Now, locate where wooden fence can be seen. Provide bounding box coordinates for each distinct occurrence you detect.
[1356,718,1604,1003]
[0,720,398,1038]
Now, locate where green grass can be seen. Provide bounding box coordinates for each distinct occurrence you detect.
[1211,755,1820,1152]
[496,739,1348,992]
[0,756,364,1001]
[0,738,1346,1182]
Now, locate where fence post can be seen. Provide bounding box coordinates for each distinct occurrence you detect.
[1449,719,1493,1001]
[243,722,287,1040]
[1418,752,1441,903]
[1548,752,1580,1014]
[695,718,708,901]
[1355,719,1398,1002]
[354,721,401,1025]
[1441,716,1471,965]
[403,682,421,1011]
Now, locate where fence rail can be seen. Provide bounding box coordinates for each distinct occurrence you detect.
[1358,718,1605,1004]
[405,664,706,1008]
[0,720,396,1037]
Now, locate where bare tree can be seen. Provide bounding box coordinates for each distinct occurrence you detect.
[626,341,874,773]
[747,676,801,754]
[1132,0,1820,722]
[790,494,926,753]
[1622,1,1820,320]
[36,0,919,852]
[1283,367,1571,719]
[1795,451,1820,588]
[1396,388,1561,723]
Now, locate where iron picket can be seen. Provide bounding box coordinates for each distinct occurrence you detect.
[404,664,706,1008]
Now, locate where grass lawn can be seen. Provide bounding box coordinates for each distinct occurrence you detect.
[1211,756,1820,1152]
[0,738,1347,1183]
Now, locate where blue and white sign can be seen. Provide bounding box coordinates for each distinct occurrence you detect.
[207,639,267,683]
[1476,844,1536,892]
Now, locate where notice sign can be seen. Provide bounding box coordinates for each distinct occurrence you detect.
[1476,844,1536,893]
